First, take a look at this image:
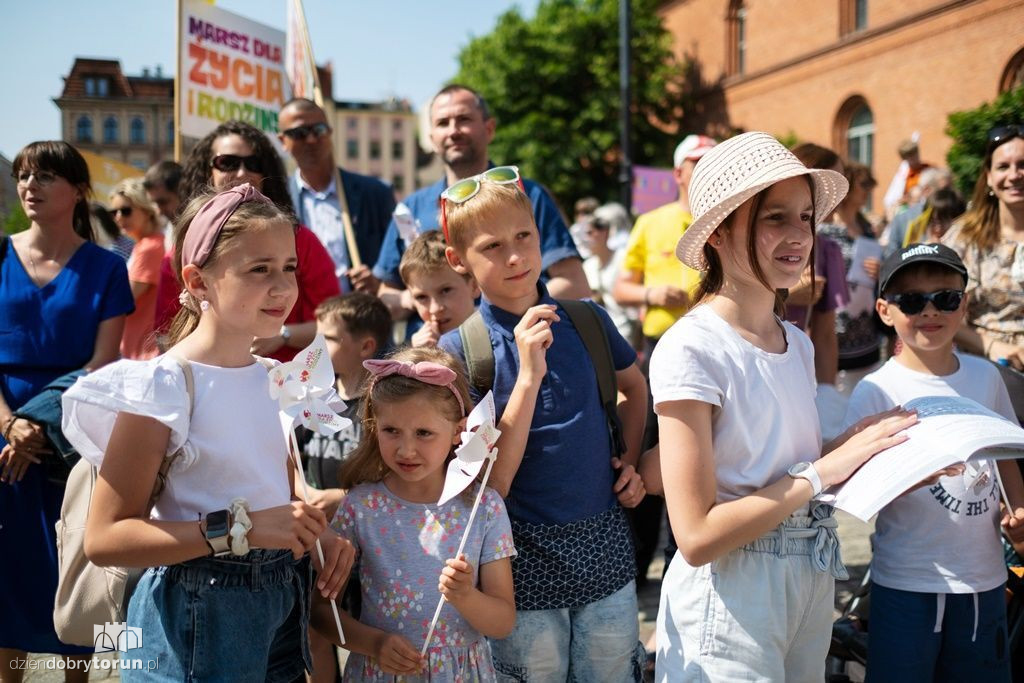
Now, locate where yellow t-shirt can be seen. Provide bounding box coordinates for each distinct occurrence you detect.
[622,202,702,338]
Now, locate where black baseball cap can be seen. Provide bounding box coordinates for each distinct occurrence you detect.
[878,243,968,296]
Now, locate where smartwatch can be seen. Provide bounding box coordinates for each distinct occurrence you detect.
[787,461,823,497]
[204,509,232,557]
[279,325,292,345]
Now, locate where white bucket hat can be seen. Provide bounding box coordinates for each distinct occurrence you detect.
[675,131,849,270]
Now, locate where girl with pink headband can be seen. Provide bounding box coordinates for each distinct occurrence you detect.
[313,346,517,680]
[62,183,354,681]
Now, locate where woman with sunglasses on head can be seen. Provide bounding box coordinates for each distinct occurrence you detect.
[176,120,339,362]
[941,124,1024,371]
[110,178,164,360]
[0,141,133,681]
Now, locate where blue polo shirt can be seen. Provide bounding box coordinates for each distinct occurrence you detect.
[439,283,636,526]
[372,171,580,287]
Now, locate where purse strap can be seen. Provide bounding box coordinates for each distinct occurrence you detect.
[147,355,195,508]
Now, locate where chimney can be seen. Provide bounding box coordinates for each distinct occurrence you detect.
[155,65,162,78]
[142,67,151,78]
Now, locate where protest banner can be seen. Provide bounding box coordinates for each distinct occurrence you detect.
[176,0,290,158]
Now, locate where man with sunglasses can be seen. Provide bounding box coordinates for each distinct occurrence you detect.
[279,97,395,294]
[371,84,587,326]
[843,242,1024,680]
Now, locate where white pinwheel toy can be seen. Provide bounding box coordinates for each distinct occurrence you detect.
[421,391,501,656]
[266,334,350,644]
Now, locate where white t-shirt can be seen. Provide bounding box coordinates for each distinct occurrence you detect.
[843,353,1016,593]
[62,355,292,522]
[650,304,822,503]
[583,249,637,341]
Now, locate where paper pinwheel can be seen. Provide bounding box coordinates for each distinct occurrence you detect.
[421,392,501,656]
[269,338,351,435]
[266,334,349,644]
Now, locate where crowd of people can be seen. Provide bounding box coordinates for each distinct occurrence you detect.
[0,83,1023,683]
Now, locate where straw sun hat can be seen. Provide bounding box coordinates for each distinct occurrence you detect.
[675,131,849,270]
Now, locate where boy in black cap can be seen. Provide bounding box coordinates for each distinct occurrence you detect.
[844,243,1024,680]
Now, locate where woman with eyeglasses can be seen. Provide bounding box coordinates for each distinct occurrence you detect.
[175,120,339,362]
[0,141,133,680]
[941,124,1024,371]
[110,178,164,360]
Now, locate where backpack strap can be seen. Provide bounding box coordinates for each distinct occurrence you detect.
[459,310,494,399]
[558,299,627,456]
[148,355,195,507]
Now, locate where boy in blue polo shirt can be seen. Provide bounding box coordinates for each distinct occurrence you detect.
[438,169,649,681]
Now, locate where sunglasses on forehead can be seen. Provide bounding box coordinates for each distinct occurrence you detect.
[987,124,1023,150]
[439,166,524,242]
[211,154,266,175]
[883,289,964,315]
[280,122,332,140]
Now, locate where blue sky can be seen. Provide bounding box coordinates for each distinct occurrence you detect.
[0,0,540,160]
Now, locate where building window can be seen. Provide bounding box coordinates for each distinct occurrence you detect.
[392,141,403,160]
[347,117,358,131]
[727,1,746,77]
[392,119,403,133]
[393,174,404,194]
[346,139,359,159]
[130,117,146,144]
[167,119,174,146]
[84,77,109,97]
[103,116,119,144]
[846,105,874,169]
[76,115,93,143]
[370,141,381,160]
[999,47,1024,93]
[841,0,868,35]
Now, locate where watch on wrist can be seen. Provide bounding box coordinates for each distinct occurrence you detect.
[787,461,823,497]
[279,325,292,345]
[204,509,232,557]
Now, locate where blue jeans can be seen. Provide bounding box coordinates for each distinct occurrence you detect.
[866,582,1009,682]
[121,549,312,682]
[490,579,644,682]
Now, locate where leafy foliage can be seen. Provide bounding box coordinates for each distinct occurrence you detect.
[945,86,1024,198]
[453,0,690,208]
[2,202,29,236]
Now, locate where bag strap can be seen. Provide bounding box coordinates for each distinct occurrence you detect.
[459,310,494,400]
[147,355,195,507]
[557,299,627,456]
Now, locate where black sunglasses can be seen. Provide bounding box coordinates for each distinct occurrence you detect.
[281,122,331,140]
[884,289,964,315]
[987,124,1023,150]
[211,154,266,175]
[111,206,133,218]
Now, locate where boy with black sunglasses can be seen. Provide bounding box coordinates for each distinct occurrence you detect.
[843,243,1024,681]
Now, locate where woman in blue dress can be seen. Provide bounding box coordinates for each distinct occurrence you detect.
[0,141,133,680]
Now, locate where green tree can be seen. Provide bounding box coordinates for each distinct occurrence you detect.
[945,86,1024,198]
[2,203,29,236]
[453,0,689,208]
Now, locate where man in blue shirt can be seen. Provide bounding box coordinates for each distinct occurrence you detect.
[278,98,396,294]
[373,84,588,320]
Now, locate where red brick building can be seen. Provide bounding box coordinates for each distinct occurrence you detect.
[659,0,1024,206]
[54,58,174,170]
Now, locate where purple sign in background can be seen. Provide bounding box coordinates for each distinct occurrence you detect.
[632,166,677,215]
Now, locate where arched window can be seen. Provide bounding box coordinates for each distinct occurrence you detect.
[103,116,119,144]
[130,117,146,144]
[846,105,874,168]
[166,119,175,146]
[727,1,747,76]
[1000,47,1024,93]
[76,115,93,143]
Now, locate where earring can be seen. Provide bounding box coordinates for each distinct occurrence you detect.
[200,299,210,312]
[989,188,996,197]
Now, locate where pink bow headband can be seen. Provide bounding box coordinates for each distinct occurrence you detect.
[181,182,273,268]
[363,359,466,417]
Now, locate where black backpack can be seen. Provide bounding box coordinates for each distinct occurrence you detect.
[458,299,626,456]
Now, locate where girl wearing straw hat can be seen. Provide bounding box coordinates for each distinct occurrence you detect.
[648,132,917,681]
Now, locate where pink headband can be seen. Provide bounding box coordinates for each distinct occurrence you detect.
[181,183,273,268]
[363,359,466,417]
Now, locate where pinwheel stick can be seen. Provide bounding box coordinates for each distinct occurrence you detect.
[420,453,496,658]
[287,429,346,645]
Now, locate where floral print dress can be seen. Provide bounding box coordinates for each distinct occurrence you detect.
[331,481,516,682]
